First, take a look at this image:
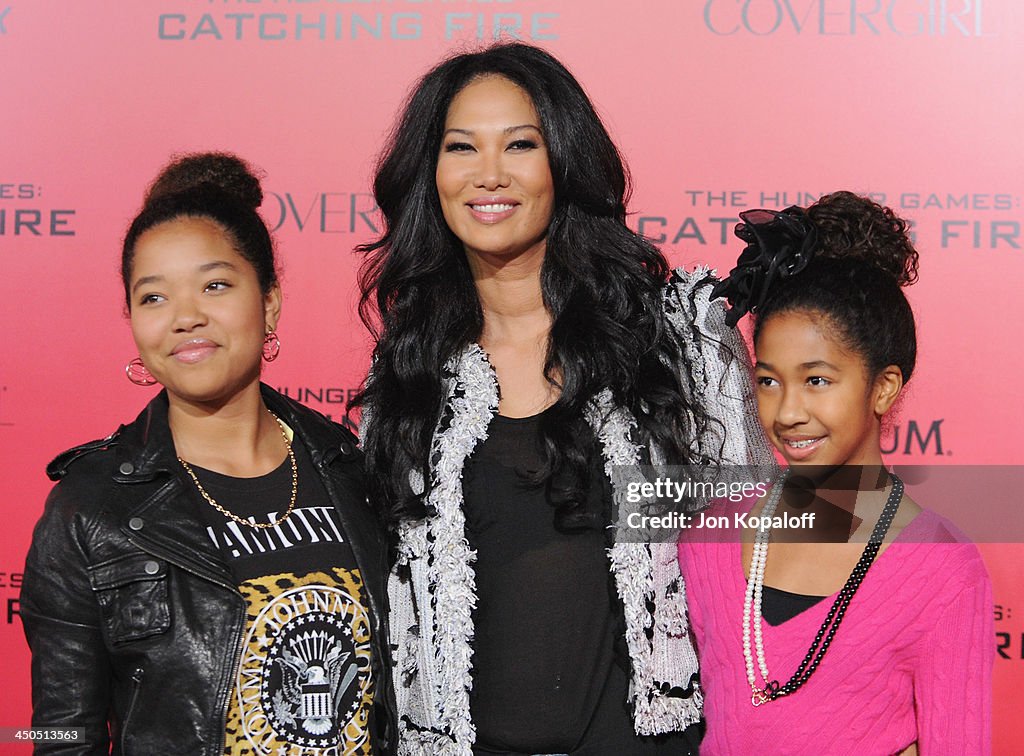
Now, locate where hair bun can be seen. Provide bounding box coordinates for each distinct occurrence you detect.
[144,152,263,211]
[805,191,918,286]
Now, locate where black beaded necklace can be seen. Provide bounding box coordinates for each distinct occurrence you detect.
[746,472,905,705]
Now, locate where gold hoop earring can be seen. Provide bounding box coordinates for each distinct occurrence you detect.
[262,331,281,362]
[126,357,157,386]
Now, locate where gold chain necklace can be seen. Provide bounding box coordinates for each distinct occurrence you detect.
[178,412,298,529]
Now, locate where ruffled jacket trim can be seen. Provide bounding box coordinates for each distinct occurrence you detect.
[385,268,774,754]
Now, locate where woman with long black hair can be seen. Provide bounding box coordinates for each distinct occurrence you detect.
[355,43,771,755]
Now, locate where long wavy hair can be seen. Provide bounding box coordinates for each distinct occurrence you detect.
[354,42,715,527]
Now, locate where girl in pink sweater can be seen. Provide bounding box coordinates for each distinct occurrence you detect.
[678,192,993,754]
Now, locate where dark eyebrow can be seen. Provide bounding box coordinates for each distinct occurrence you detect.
[131,261,239,295]
[504,124,542,135]
[132,275,162,294]
[756,359,840,371]
[199,260,239,273]
[799,360,841,371]
[442,124,542,138]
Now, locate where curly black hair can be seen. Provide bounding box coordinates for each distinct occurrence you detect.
[755,191,919,382]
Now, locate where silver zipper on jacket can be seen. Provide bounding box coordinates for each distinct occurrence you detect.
[120,666,145,754]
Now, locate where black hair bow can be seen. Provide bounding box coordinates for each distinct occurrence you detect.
[711,206,818,327]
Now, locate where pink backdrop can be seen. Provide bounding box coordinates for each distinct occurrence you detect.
[2,1,1022,751]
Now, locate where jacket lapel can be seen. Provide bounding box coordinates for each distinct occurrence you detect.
[111,393,236,586]
[420,344,499,745]
[123,476,238,589]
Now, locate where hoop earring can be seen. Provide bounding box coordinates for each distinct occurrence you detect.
[126,357,157,386]
[262,330,281,362]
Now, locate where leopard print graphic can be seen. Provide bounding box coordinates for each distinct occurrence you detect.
[223,567,374,755]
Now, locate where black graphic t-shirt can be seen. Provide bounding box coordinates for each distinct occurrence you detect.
[191,430,373,755]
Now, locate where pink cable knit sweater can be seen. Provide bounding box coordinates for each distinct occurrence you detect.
[678,507,993,755]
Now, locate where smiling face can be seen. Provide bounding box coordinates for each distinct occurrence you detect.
[754,310,901,469]
[435,75,555,264]
[128,216,281,408]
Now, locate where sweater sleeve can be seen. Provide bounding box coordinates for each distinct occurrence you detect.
[914,562,994,755]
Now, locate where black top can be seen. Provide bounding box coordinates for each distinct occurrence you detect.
[191,437,375,754]
[192,438,354,580]
[761,584,827,626]
[463,413,691,755]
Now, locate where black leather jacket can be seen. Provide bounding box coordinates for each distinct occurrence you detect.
[20,385,396,755]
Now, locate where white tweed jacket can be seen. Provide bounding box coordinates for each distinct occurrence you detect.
[381,267,774,754]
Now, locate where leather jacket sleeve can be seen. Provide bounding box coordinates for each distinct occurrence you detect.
[21,483,113,755]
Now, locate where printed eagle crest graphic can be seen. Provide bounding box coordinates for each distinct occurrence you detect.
[273,630,359,736]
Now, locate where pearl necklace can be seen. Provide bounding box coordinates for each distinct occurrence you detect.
[743,469,904,705]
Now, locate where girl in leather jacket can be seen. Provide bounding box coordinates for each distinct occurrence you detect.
[21,153,396,755]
